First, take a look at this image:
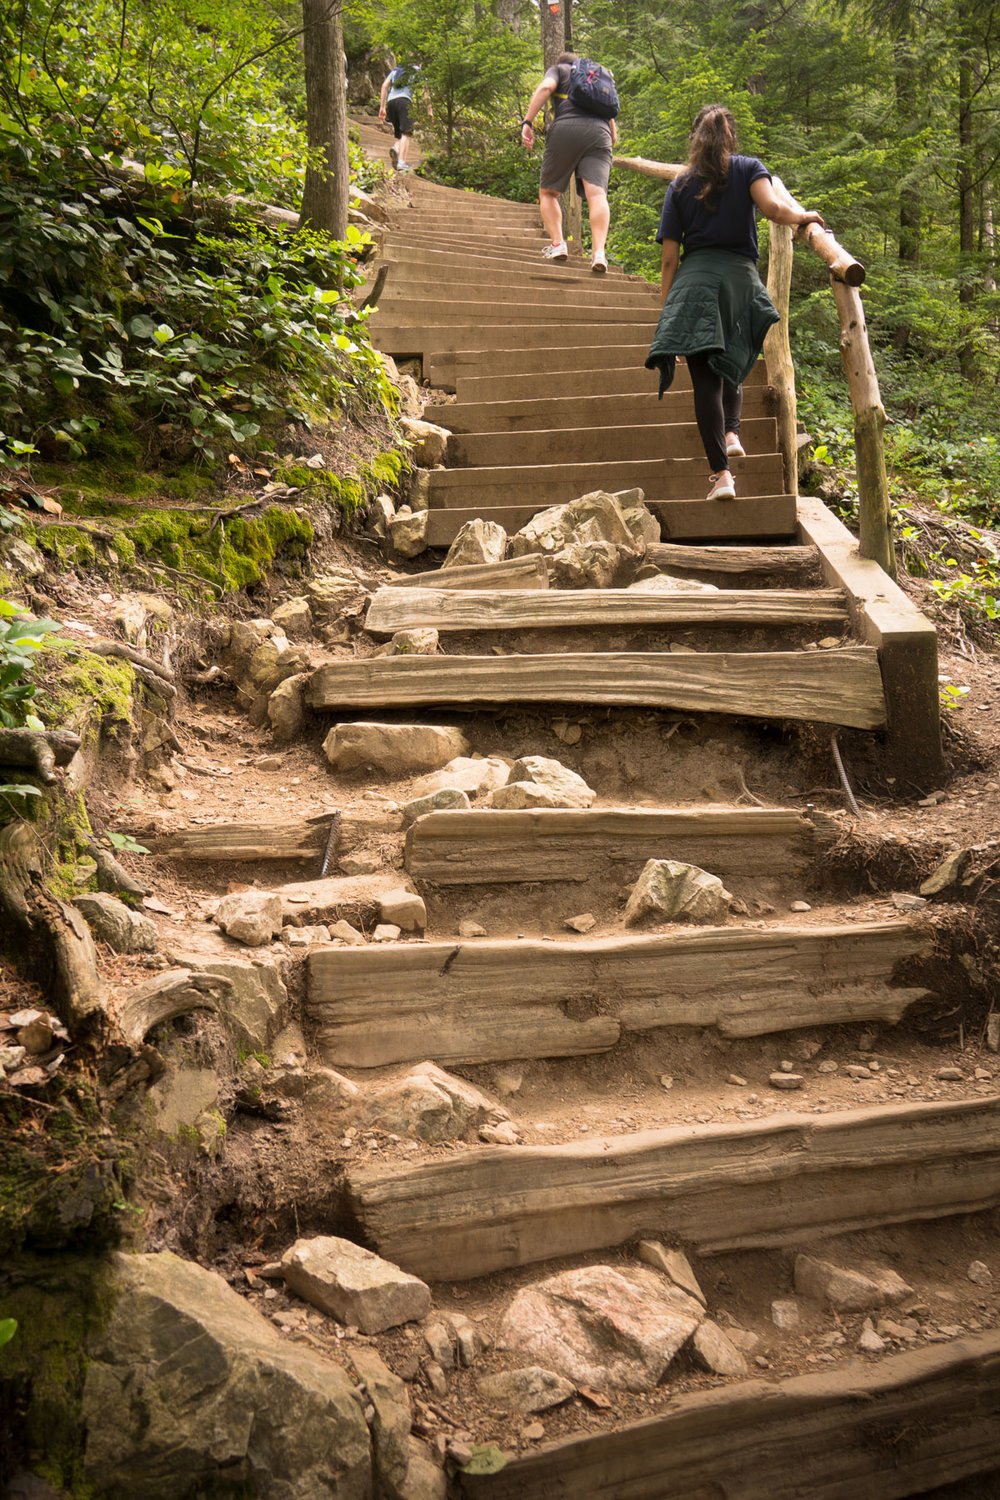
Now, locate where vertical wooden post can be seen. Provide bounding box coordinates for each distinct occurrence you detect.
[763,222,798,497]
[831,280,897,580]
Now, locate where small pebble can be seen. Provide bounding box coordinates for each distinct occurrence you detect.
[817,1060,839,1074]
[726,1074,748,1087]
[459,919,486,938]
[769,1072,803,1090]
[967,1260,992,1287]
[770,1299,800,1330]
[845,1065,873,1080]
[521,1421,545,1442]
[857,1328,886,1354]
[935,1066,964,1081]
[565,913,597,934]
[789,900,812,913]
[779,1059,794,1073]
[659,1075,674,1091]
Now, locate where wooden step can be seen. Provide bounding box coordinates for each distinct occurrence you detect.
[424,495,798,547]
[445,417,779,469]
[404,806,822,885]
[365,586,848,636]
[383,243,631,282]
[458,1334,1000,1500]
[424,454,786,509]
[345,1094,999,1281]
[378,325,655,367]
[307,920,926,1068]
[434,346,656,389]
[371,298,657,330]
[378,269,658,304]
[442,388,773,434]
[151,817,332,862]
[648,542,819,577]
[305,647,885,727]
[386,555,550,591]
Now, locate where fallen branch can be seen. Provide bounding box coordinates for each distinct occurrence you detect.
[117,968,232,1044]
[89,641,175,684]
[86,837,151,899]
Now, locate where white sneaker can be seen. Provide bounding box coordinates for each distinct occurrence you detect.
[707,473,736,502]
[542,241,568,261]
[591,251,608,275]
[725,438,746,458]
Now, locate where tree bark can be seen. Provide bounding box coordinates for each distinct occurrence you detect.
[541,0,563,69]
[832,281,896,580]
[496,0,521,32]
[300,0,350,239]
[957,50,977,377]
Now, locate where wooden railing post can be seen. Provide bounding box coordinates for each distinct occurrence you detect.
[763,222,798,497]
[831,280,897,580]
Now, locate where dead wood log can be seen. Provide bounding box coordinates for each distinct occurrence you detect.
[89,641,175,684]
[117,968,232,1044]
[0,821,106,1034]
[0,727,81,783]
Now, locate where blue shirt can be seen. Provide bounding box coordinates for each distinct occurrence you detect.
[656,155,771,261]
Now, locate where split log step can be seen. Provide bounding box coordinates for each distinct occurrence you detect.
[371,300,656,331]
[377,324,656,365]
[379,268,658,303]
[305,648,886,729]
[441,388,774,434]
[432,346,657,390]
[446,417,779,469]
[457,1333,1000,1500]
[306,920,927,1067]
[345,1094,1000,1282]
[151,818,332,862]
[403,806,822,885]
[385,556,550,591]
[365,587,848,636]
[648,542,819,576]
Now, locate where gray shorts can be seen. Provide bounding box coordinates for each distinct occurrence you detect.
[539,116,613,194]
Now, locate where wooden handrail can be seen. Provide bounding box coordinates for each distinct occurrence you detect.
[614,151,894,578]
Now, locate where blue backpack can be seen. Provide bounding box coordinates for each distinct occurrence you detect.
[567,58,620,120]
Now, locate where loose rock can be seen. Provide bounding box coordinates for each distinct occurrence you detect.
[282,1235,431,1333]
[390,628,439,656]
[373,923,402,943]
[443,519,507,569]
[267,671,310,742]
[272,597,313,637]
[323,722,470,775]
[636,1242,706,1306]
[402,787,473,826]
[549,541,631,590]
[498,1264,704,1392]
[389,508,429,558]
[367,1062,510,1144]
[489,781,570,810]
[565,913,597,934]
[213,890,282,947]
[624,859,732,927]
[411,756,510,800]
[690,1319,750,1377]
[378,888,426,932]
[330,919,366,946]
[794,1254,913,1312]
[401,416,451,467]
[770,1298,801,1330]
[769,1073,803,1090]
[967,1260,992,1286]
[506,755,595,808]
[476,1366,574,1414]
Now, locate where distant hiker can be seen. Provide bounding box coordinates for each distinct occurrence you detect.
[520,52,619,273]
[646,105,823,502]
[379,62,432,173]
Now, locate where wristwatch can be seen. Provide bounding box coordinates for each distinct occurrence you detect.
[521,119,533,128]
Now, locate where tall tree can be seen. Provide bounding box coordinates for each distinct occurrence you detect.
[540,0,563,67]
[300,0,350,238]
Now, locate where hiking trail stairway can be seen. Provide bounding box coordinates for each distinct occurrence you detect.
[138,116,999,1497]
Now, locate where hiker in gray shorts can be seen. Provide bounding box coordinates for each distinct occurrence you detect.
[520,51,618,273]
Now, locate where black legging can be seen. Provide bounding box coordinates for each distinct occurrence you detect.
[686,353,742,475]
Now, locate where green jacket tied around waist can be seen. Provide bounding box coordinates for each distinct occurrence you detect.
[646,247,779,396]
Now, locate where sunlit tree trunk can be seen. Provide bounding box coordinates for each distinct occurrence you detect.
[496,0,521,32]
[957,49,977,377]
[541,0,563,68]
[300,0,349,240]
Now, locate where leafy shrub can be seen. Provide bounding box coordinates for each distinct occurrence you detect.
[0,600,59,729]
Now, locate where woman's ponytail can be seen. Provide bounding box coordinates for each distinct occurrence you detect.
[682,105,738,207]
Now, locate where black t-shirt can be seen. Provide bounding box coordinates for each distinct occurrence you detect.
[656,154,771,261]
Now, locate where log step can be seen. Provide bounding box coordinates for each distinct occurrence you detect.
[403,806,823,885]
[647,542,819,577]
[305,920,928,1068]
[365,587,848,636]
[386,556,550,591]
[457,1333,1000,1500]
[423,496,798,547]
[305,648,886,730]
[344,1095,1000,1281]
[151,817,332,862]
[424,454,785,509]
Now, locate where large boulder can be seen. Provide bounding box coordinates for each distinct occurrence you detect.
[267,671,310,742]
[282,1236,431,1334]
[505,755,595,808]
[323,722,470,776]
[271,596,313,638]
[510,490,635,557]
[623,859,732,927]
[388,508,429,558]
[401,416,451,468]
[443,519,507,569]
[305,572,369,624]
[498,1264,704,1393]
[549,541,632,590]
[82,1251,372,1500]
[74,893,158,954]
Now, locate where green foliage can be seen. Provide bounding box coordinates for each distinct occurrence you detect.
[0,1316,16,1352]
[0,598,59,728]
[106,831,150,855]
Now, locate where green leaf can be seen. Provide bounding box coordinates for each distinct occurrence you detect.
[129,314,156,339]
[0,1319,17,1351]
[461,1446,509,1476]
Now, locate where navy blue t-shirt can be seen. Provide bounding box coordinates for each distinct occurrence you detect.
[656,154,771,261]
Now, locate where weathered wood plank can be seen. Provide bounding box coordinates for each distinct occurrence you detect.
[346,1095,1000,1281]
[306,921,927,1067]
[648,543,818,576]
[404,807,820,885]
[304,649,887,730]
[151,818,331,862]
[365,587,848,636]
[385,556,549,591]
[458,1333,1000,1500]
[425,496,798,548]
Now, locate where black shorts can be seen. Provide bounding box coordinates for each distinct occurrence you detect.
[387,97,414,139]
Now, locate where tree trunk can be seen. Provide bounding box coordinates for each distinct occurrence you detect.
[564,0,573,48]
[541,0,563,69]
[496,0,520,32]
[300,0,350,240]
[893,36,920,353]
[957,51,977,378]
